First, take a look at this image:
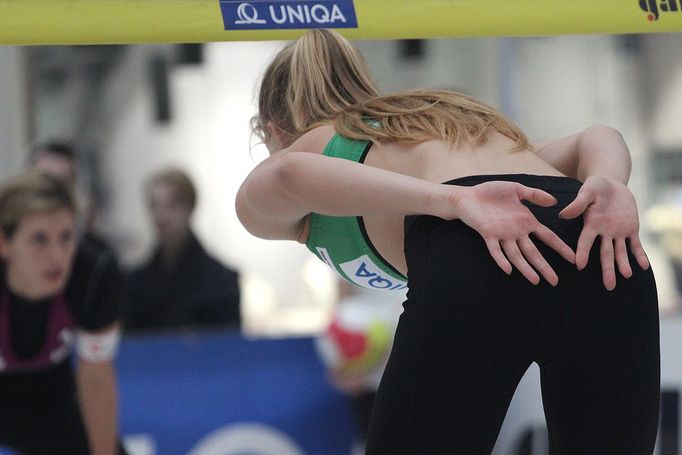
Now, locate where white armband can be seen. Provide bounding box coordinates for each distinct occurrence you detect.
[76,328,121,362]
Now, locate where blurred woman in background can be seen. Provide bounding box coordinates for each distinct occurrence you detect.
[0,173,126,455]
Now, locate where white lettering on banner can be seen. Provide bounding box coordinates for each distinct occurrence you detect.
[122,434,156,455]
[339,255,408,290]
[234,2,266,24]
[187,423,304,455]
[269,4,347,25]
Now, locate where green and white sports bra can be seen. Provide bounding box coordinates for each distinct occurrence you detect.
[305,134,408,291]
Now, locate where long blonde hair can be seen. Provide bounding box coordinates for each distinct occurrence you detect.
[253,29,528,151]
[335,90,529,151]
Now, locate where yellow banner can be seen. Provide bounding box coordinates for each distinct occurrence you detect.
[0,0,680,45]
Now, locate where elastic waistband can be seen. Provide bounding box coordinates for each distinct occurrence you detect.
[405,174,582,238]
[441,174,582,193]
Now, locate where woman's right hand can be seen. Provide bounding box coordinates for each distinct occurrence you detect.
[448,181,576,286]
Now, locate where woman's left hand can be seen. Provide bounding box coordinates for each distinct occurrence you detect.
[559,175,650,290]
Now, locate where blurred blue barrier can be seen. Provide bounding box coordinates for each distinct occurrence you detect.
[2,330,356,455]
[117,330,356,455]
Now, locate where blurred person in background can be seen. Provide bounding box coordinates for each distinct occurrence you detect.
[29,142,112,251]
[0,173,126,455]
[29,141,126,333]
[125,168,240,331]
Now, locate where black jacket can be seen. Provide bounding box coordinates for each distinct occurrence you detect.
[125,232,240,331]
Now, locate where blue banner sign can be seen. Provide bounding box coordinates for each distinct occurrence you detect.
[219,0,358,30]
[1,331,356,455]
[116,331,356,455]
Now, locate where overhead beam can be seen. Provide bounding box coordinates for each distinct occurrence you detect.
[0,0,680,45]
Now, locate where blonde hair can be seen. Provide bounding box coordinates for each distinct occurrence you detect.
[335,90,529,151]
[253,29,528,151]
[252,29,379,145]
[0,172,76,238]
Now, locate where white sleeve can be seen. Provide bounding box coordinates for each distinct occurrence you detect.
[76,327,122,362]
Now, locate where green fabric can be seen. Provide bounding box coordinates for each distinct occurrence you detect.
[305,134,408,291]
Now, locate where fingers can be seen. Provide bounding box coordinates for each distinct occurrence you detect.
[487,237,561,286]
[485,238,513,275]
[559,191,592,220]
[518,237,559,286]
[600,237,616,291]
[575,228,597,270]
[501,239,540,285]
[577,233,646,291]
[533,225,576,265]
[614,238,633,279]
[628,235,650,270]
[517,185,557,208]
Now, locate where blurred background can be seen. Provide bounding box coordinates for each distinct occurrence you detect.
[1,33,682,454]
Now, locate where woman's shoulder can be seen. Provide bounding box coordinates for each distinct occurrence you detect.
[288,124,337,154]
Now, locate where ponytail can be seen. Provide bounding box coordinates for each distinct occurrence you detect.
[253,29,379,144]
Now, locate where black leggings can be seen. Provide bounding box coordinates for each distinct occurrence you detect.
[366,175,660,455]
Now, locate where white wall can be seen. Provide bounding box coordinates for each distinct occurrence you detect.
[643,33,682,150]
[0,47,27,180]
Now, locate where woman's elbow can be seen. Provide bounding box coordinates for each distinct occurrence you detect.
[235,189,266,238]
[585,124,624,140]
[234,183,294,240]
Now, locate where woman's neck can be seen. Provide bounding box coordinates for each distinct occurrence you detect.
[5,269,50,301]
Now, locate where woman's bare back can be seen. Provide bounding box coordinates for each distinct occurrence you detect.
[362,130,565,276]
[297,125,565,276]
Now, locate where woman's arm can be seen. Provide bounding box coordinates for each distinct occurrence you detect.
[534,125,649,290]
[76,323,121,455]
[237,141,575,286]
[533,124,631,184]
[236,150,451,239]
